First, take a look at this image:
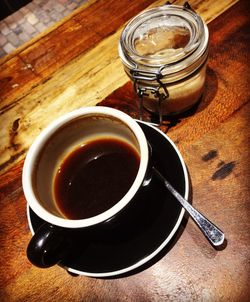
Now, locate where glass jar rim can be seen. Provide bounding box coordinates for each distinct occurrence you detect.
[119,4,209,76]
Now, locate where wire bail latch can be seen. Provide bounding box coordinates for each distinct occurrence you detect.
[130,68,169,125]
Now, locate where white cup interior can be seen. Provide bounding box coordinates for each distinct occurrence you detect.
[23,107,149,228]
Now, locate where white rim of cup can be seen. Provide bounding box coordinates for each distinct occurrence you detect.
[27,121,189,277]
[22,106,149,229]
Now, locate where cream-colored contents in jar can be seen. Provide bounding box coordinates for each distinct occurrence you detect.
[134,26,190,57]
[119,4,209,116]
[133,26,206,115]
[142,64,207,115]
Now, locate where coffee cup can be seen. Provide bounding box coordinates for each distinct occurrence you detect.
[22,106,150,268]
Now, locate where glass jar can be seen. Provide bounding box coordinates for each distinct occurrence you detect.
[118,2,209,120]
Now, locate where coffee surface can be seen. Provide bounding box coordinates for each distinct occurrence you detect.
[54,138,140,219]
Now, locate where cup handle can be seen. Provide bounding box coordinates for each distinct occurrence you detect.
[27,223,71,268]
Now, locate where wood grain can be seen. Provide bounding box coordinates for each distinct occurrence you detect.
[1,100,249,301]
[0,0,239,175]
[99,0,250,149]
[0,0,249,301]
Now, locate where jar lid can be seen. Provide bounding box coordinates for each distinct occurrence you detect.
[119,4,209,78]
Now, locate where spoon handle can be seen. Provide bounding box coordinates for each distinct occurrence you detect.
[153,167,225,247]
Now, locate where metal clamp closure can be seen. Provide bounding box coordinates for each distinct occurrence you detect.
[130,68,169,125]
[130,68,169,101]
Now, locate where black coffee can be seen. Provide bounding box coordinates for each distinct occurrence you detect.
[54,137,140,219]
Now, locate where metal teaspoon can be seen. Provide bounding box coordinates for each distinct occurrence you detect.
[152,166,225,247]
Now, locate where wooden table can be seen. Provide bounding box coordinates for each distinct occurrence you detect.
[0,0,249,300]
